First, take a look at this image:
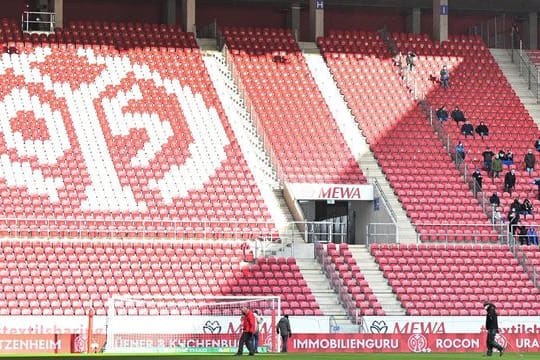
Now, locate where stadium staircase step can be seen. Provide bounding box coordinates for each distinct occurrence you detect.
[348,245,406,316]
[295,257,353,326]
[490,48,540,123]
[303,46,417,244]
[203,49,305,253]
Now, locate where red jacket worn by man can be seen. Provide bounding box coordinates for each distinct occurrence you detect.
[241,308,256,333]
[236,307,256,355]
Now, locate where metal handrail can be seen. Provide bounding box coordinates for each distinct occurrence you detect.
[21,11,55,33]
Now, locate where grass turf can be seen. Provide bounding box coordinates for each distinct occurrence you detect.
[3,353,539,360]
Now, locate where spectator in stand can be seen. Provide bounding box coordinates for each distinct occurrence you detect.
[510,198,522,214]
[525,149,536,176]
[406,51,416,72]
[484,301,504,357]
[460,120,474,138]
[472,167,483,194]
[492,154,503,179]
[521,198,533,215]
[508,208,520,235]
[502,150,514,167]
[504,169,516,194]
[235,307,256,356]
[455,141,466,163]
[498,149,506,160]
[489,192,500,208]
[535,137,540,152]
[440,64,450,89]
[482,147,495,173]
[436,105,449,122]
[252,309,264,353]
[475,121,489,139]
[277,314,292,353]
[528,226,539,246]
[451,106,466,126]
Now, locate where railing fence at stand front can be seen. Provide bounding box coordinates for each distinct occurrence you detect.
[416,223,508,244]
[21,11,55,33]
[366,223,397,246]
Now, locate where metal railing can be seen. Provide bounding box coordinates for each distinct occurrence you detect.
[416,223,508,244]
[21,11,55,33]
[222,44,285,184]
[366,223,397,245]
[514,44,540,104]
[468,14,511,49]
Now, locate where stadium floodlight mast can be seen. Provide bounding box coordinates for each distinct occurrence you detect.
[102,295,280,354]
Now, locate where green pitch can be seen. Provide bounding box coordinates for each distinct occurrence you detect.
[3,353,539,360]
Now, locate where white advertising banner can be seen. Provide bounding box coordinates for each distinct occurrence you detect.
[362,316,540,334]
[0,316,329,335]
[288,183,374,201]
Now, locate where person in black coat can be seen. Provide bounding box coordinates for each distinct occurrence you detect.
[461,120,474,138]
[484,301,504,356]
[504,169,516,194]
[472,168,483,194]
[508,208,520,235]
[475,121,489,138]
[489,192,500,208]
[451,106,466,126]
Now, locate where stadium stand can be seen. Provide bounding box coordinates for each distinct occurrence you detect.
[317,30,497,242]
[393,32,540,221]
[0,19,277,239]
[222,27,366,184]
[0,240,320,315]
[372,243,540,316]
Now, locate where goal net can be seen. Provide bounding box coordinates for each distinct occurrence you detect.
[104,295,280,353]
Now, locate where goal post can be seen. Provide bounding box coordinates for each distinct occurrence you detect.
[104,295,280,354]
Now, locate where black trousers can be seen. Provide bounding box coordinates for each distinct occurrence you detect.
[237,332,254,355]
[486,329,503,355]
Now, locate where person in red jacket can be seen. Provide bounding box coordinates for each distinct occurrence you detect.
[235,306,256,356]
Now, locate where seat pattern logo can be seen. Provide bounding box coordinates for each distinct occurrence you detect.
[0,47,234,219]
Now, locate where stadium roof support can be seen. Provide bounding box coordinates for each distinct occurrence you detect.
[432,0,448,42]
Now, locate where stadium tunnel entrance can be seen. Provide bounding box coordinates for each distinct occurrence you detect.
[283,183,396,245]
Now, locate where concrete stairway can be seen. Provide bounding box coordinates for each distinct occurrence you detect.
[295,256,353,326]
[301,42,417,244]
[490,49,540,124]
[348,245,406,315]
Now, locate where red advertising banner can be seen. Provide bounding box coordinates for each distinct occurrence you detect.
[290,333,540,353]
[0,334,72,354]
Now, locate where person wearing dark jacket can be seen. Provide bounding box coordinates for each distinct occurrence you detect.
[276,315,292,353]
[484,301,504,356]
[461,120,474,138]
[482,147,495,172]
[436,105,449,121]
[489,192,500,207]
[472,168,483,194]
[504,169,516,194]
[475,121,489,138]
[236,307,256,356]
[451,106,466,125]
[525,149,536,176]
[508,208,520,235]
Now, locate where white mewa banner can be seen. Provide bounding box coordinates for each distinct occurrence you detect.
[362,316,540,334]
[0,316,330,335]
